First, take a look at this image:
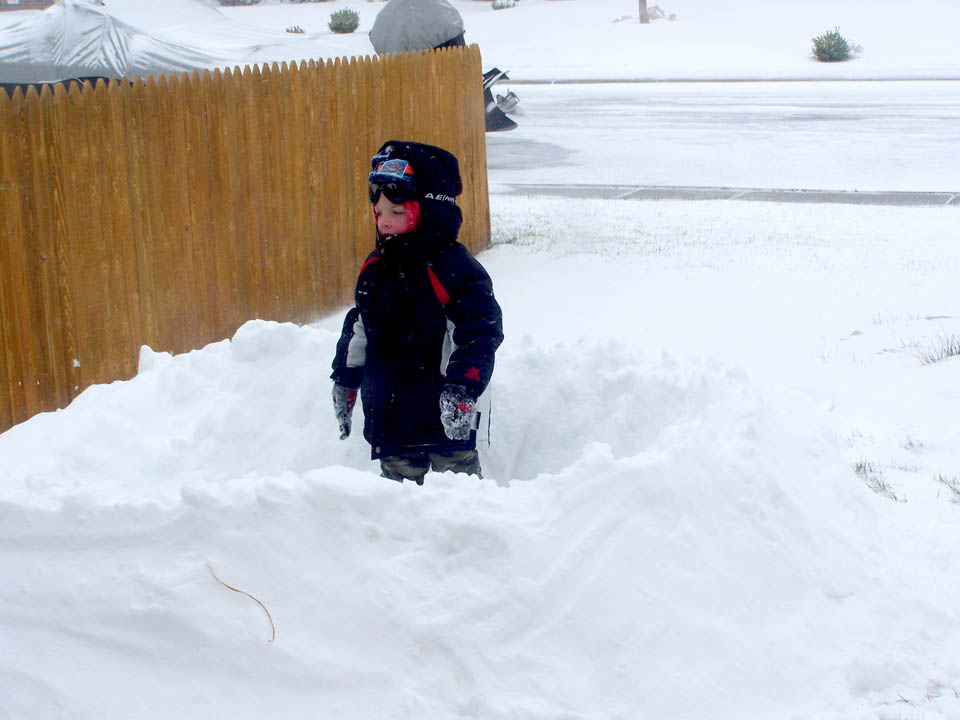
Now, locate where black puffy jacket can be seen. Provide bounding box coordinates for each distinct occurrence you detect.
[331,141,503,459]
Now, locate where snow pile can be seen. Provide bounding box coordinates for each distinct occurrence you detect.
[1,318,954,720]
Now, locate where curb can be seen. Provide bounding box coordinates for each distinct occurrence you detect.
[498,184,960,207]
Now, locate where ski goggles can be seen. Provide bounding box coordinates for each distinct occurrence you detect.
[368,158,417,204]
[368,179,418,205]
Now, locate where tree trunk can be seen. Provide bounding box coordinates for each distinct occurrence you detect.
[639,0,650,24]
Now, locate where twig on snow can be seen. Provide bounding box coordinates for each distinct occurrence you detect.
[207,564,276,643]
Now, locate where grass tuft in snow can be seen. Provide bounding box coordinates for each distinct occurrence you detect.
[900,435,924,454]
[915,334,960,364]
[936,474,960,503]
[854,459,901,501]
[490,218,555,249]
[884,334,960,364]
[871,312,921,326]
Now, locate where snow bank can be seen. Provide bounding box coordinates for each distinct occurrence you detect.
[6,314,955,720]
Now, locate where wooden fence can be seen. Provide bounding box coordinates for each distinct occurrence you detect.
[0,46,489,434]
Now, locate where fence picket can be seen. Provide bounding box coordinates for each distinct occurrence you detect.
[0,88,28,427]
[88,79,129,384]
[31,84,71,408]
[183,70,218,348]
[20,85,70,411]
[14,87,50,417]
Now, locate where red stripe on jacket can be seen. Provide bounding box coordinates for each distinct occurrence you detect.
[426,266,450,305]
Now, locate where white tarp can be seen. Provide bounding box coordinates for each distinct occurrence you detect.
[0,0,228,83]
[369,0,464,55]
[0,0,351,85]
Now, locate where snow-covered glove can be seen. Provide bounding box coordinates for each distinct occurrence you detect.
[332,384,358,440]
[439,384,477,441]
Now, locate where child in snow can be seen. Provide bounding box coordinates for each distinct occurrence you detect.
[331,140,503,485]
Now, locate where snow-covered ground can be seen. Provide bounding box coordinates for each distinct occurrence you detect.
[5,0,960,80]
[2,2,960,719]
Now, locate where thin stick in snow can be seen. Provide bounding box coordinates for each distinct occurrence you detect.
[207,564,276,643]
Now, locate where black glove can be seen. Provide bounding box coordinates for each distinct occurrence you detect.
[439,384,477,441]
[332,384,358,440]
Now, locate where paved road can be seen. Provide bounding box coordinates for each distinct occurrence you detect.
[500,183,959,207]
[485,80,960,201]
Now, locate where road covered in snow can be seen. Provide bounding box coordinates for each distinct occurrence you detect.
[485,80,960,195]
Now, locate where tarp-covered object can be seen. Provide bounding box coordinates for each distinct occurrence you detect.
[0,0,229,85]
[369,0,464,55]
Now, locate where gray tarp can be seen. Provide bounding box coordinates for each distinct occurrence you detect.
[0,0,226,84]
[369,0,464,55]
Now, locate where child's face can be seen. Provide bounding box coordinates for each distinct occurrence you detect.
[373,194,413,236]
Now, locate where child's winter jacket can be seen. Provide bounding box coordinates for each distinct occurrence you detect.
[331,141,503,459]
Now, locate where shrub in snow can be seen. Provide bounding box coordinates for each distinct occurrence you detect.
[812,27,854,62]
[218,0,261,5]
[492,0,518,9]
[286,25,305,34]
[329,8,360,33]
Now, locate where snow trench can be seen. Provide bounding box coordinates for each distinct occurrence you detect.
[1,318,957,720]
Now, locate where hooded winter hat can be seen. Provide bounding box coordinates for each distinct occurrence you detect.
[368,156,418,204]
[369,140,463,241]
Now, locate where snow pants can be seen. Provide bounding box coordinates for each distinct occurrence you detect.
[380,449,481,485]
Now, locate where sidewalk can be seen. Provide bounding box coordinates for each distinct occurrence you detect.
[498,184,960,207]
